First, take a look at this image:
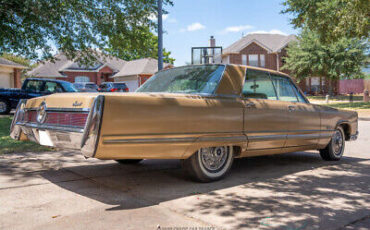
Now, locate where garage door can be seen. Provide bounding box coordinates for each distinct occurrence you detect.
[116,80,138,92]
[0,72,12,88]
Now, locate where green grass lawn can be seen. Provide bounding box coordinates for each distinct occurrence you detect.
[0,116,52,154]
[327,102,370,110]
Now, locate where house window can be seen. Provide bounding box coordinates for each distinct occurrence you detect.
[260,54,265,67]
[248,55,258,67]
[75,76,90,83]
[242,55,247,65]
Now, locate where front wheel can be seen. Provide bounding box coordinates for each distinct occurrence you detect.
[182,146,234,182]
[0,99,10,115]
[319,126,345,161]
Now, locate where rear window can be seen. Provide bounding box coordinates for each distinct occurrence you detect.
[112,83,127,88]
[85,83,98,89]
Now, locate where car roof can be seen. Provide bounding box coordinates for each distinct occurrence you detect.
[26,78,73,84]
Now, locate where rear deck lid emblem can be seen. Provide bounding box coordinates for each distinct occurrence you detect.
[73,101,83,107]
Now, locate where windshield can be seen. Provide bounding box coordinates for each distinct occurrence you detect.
[136,65,225,94]
[62,82,78,92]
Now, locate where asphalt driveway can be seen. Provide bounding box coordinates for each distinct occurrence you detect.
[1,121,369,230]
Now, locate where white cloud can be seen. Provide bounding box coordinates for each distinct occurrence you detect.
[221,25,254,34]
[184,22,206,32]
[248,29,287,35]
[148,13,169,21]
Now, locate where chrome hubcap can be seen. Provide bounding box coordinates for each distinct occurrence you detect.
[332,130,343,155]
[200,146,228,172]
[0,102,7,113]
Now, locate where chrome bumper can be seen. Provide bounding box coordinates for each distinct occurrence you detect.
[350,131,359,141]
[10,95,105,158]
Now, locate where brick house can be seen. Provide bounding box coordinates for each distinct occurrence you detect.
[222,33,341,95]
[0,57,26,88]
[28,53,172,92]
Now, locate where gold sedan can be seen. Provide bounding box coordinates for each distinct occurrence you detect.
[10,64,358,182]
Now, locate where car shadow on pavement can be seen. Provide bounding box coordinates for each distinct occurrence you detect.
[2,150,369,229]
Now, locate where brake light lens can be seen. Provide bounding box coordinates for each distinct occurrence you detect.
[110,88,118,92]
[125,88,129,92]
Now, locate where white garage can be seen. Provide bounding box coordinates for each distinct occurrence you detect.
[113,75,139,92]
[0,57,27,88]
[0,71,13,88]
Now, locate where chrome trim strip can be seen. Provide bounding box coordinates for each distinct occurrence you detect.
[81,95,105,158]
[103,131,243,138]
[17,122,84,133]
[10,99,27,140]
[103,135,246,145]
[25,107,90,113]
[104,137,197,144]
[286,133,321,139]
[247,135,286,141]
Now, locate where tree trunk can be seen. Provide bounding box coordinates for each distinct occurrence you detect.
[328,79,333,96]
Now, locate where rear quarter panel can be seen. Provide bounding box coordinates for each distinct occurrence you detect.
[318,105,358,148]
[95,93,246,159]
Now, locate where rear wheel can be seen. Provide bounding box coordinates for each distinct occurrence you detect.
[320,126,345,161]
[0,99,10,115]
[115,159,143,164]
[182,146,234,182]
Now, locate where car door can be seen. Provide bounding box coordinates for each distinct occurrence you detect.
[270,74,321,147]
[242,69,288,150]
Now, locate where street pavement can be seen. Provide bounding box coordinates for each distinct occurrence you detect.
[0,121,369,230]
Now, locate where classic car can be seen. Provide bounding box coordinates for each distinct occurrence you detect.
[0,78,77,114]
[10,64,358,182]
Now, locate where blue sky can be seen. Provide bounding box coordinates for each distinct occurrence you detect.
[161,0,298,66]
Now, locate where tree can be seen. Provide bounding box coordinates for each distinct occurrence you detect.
[105,26,175,64]
[0,0,173,63]
[282,29,368,94]
[282,0,369,42]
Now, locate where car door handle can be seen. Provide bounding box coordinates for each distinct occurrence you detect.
[245,102,256,108]
[288,105,296,112]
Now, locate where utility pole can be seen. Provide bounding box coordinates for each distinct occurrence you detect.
[157,0,163,71]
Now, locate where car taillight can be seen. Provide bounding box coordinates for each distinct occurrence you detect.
[110,88,118,92]
[125,88,129,92]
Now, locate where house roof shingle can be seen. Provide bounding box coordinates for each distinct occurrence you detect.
[224,33,297,54]
[0,57,27,69]
[27,53,168,78]
[114,58,172,77]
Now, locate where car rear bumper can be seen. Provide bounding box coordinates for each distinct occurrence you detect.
[10,95,105,158]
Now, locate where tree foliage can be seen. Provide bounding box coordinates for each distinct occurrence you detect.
[282,0,369,42]
[0,0,174,63]
[105,26,175,64]
[282,29,368,83]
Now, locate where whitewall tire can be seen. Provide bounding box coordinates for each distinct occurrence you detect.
[182,146,234,182]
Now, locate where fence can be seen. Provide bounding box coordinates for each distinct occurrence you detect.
[338,79,364,94]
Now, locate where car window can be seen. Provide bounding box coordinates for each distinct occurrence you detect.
[100,84,107,89]
[137,65,225,94]
[290,83,307,103]
[24,80,44,93]
[270,74,299,102]
[86,84,97,89]
[61,82,77,92]
[44,82,63,93]
[242,69,277,100]
[113,83,127,88]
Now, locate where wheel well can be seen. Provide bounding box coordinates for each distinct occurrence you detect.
[339,123,351,141]
[233,146,241,157]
